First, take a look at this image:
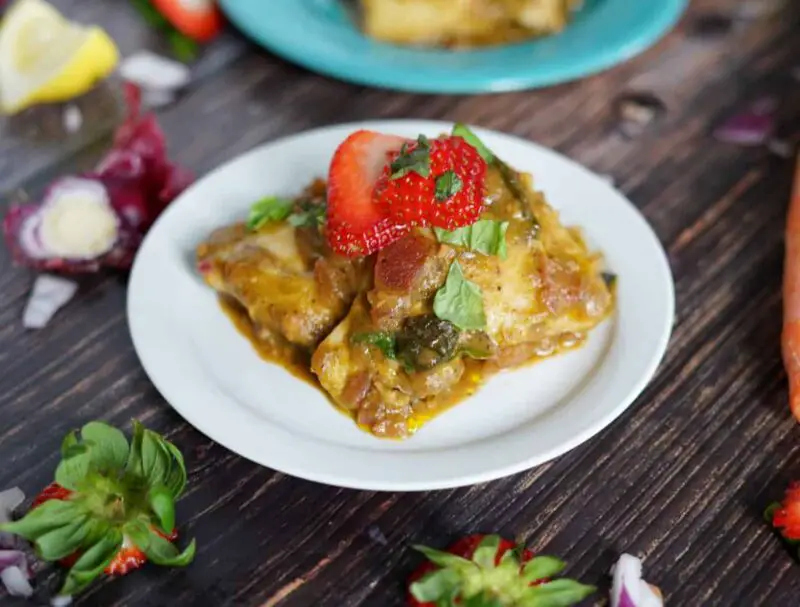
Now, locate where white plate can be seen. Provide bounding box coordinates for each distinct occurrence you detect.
[128,121,675,491]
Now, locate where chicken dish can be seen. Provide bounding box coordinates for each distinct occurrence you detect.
[197,125,614,439]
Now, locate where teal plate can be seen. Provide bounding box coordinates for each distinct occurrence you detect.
[219,0,688,94]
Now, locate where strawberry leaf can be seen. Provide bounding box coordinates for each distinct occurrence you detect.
[462,594,504,607]
[414,544,474,570]
[141,428,171,487]
[472,535,501,569]
[522,556,566,584]
[409,568,461,602]
[764,501,781,524]
[523,578,595,607]
[126,420,146,477]
[126,520,196,567]
[0,498,84,540]
[162,439,188,498]
[60,528,123,596]
[55,450,92,491]
[61,430,79,457]
[36,515,95,561]
[81,421,130,472]
[148,484,175,534]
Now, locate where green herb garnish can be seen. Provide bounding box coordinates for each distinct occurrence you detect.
[0,421,195,597]
[434,170,464,202]
[246,196,295,230]
[390,135,431,179]
[352,331,397,360]
[434,220,509,259]
[288,202,327,229]
[433,261,486,331]
[601,272,617,289]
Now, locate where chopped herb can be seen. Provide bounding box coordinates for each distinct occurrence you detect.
[601,272,617,288]
[434,220,509,259]
[433,261,486,331]
[246,196,294,231]
[390,135,431,180]
[352,331,397,360]
[288,201,327,229]
[434,171,463,202]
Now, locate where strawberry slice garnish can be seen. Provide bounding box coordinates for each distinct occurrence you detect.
[0,421,195,597]
[407,534,594,607]
[770,481,800,541]
[326,130,411,257]
[375,134,488,230]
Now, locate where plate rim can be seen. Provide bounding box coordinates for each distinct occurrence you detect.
[218,0,689,93]
[127,120,676,491]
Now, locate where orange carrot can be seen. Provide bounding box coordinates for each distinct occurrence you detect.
[151,0,222,42]
[782,154,800,421]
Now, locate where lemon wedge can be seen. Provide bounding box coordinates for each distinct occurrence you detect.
[0,0,119,114]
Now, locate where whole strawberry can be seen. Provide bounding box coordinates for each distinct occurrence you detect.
[374,134,488,230]
[0,421,195,597]
[408,534,594,607]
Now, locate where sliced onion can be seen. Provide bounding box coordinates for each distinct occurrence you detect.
[611,554,663,607]
[0,551,32,598]
[22,275,79,329]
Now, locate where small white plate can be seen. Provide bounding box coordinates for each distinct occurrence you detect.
[128,121,675,491]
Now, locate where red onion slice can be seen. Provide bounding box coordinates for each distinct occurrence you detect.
[0,551,32,598]
[611,554,663,607]
[713,97,776,146]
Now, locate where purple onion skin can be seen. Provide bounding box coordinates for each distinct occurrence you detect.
[619,586,637,607]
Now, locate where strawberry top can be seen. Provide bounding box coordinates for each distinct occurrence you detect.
[325,128,488,257]
[407,534,594,607]
[0,421,195,597]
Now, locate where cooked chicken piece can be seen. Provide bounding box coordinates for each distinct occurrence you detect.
[359,0,576,47]
[312,165,613,438]
[196,196,369,349]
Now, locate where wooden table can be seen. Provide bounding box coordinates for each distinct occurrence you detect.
[2,1,800,605]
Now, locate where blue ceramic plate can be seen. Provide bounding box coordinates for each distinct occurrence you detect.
[219,0,688,93]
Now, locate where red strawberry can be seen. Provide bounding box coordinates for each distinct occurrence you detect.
[326,130,411,257]
[772,481,800,540]
[407,534,594,607]
[375,135,488,230]
[31,482,179,577]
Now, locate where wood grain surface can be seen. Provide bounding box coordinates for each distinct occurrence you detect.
[2,1,800,605]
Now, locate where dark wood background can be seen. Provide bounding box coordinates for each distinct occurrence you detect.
[2,1,799,605]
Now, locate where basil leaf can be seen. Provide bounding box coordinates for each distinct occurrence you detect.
[390,135,431,179]
[522,556,566,584]
[351,331,397,360]
[523,579,595,606]
[246,196,294,231]
[36,514,93,560]
[452,124,493,163]
[55,450,91,491]
[0,499,84,540]
[433,262,486,331]
[409,568,461,602]
[81,421,129,472]
[126,520,196,567]
[471,535,500,569]
[434,171,463,202]
[148,485,176,534]
[60,528,123,597]
[434,220,509,259]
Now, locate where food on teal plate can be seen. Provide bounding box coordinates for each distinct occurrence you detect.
[197,124,615,439]
[358,0,581,48]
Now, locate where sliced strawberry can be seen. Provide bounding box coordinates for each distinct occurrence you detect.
[151,0,223,42]
[375,135,488,230]
[772,481,800,540]
[326,130,411,257]
[407,534,592,607]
